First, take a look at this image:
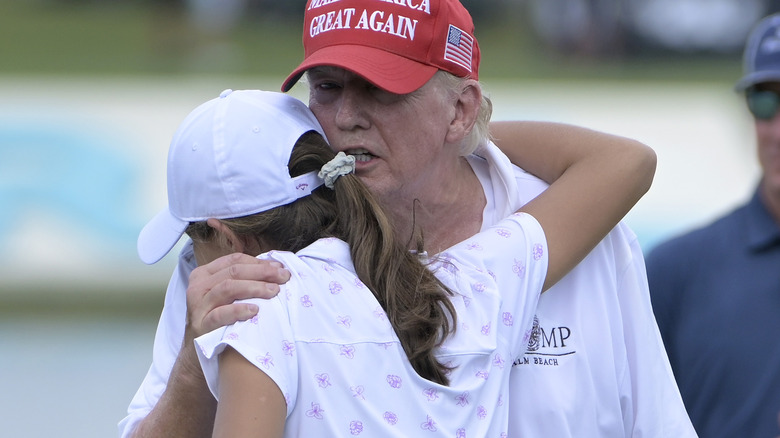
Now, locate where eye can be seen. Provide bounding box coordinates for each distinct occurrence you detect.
[309,79,340,105]
[307,69,341,92]
[316,80,340,91]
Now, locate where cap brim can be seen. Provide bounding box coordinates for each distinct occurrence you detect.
[735,71,780,91]
[137,208,189,265]
[282,44,439,95]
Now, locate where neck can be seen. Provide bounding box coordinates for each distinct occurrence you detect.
[383,157,486,254]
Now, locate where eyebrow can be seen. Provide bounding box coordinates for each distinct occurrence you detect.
[307,66,339,77]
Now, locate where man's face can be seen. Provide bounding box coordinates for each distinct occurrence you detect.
[752,82,780,203]
[306,67,460,204]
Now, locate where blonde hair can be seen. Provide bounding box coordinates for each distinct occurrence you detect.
[186,132,457,385]
[432,71,493,156]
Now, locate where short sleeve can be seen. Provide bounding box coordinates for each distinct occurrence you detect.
[195,289,299,417]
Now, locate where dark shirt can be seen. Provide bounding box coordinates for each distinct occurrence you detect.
[646,188,780,438]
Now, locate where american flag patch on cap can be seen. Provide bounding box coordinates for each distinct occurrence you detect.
[444,24,473,72]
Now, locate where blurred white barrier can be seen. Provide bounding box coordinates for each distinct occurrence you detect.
[0,76,760,298]
[0,76,761,438]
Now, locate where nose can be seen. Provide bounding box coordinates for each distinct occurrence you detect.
[334,87,370,131]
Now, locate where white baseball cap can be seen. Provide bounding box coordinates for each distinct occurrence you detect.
[137,89,327,265]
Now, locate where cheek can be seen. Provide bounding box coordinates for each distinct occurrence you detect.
[309,105,338,143]
[755,124,775,155]
[754,117,780,139]
[755,125,780,188]
[308,101,326,124]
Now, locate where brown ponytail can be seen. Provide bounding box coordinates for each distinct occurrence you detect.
[190,132,457,384]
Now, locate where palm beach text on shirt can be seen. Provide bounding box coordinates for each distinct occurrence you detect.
[513,316,575,367]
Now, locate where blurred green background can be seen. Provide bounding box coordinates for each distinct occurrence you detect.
[0,0,769,437]
[0,0,749,80]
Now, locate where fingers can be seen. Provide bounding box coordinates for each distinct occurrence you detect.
[186,253,292,336]
[201,302,260,335]
[199,252,287,280]
[191,253,290,299]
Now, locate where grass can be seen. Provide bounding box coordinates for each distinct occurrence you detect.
[0,1,305,76]
[0,0,743,83]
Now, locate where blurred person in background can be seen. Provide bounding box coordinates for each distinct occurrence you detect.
[121,1,696,437]
[646,13,780,438]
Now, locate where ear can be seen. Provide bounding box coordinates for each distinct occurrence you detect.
[445,79,481,144]
[206,218,246,253]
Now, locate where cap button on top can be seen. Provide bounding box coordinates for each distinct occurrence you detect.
[219,89,233,98]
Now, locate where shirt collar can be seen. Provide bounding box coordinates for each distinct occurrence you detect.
[295,237,355,269]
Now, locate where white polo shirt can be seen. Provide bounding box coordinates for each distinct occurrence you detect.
[470,142,697,437]
[119,142,696,437]
[196,213,547,437]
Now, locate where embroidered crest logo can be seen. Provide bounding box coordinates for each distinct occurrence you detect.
[526,315,542,352]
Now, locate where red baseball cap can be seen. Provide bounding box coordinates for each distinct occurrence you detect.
[281,0,481,95]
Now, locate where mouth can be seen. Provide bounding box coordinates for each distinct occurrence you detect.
[345,147,376,163]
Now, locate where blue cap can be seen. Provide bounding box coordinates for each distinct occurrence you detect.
[736,13,780,92]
